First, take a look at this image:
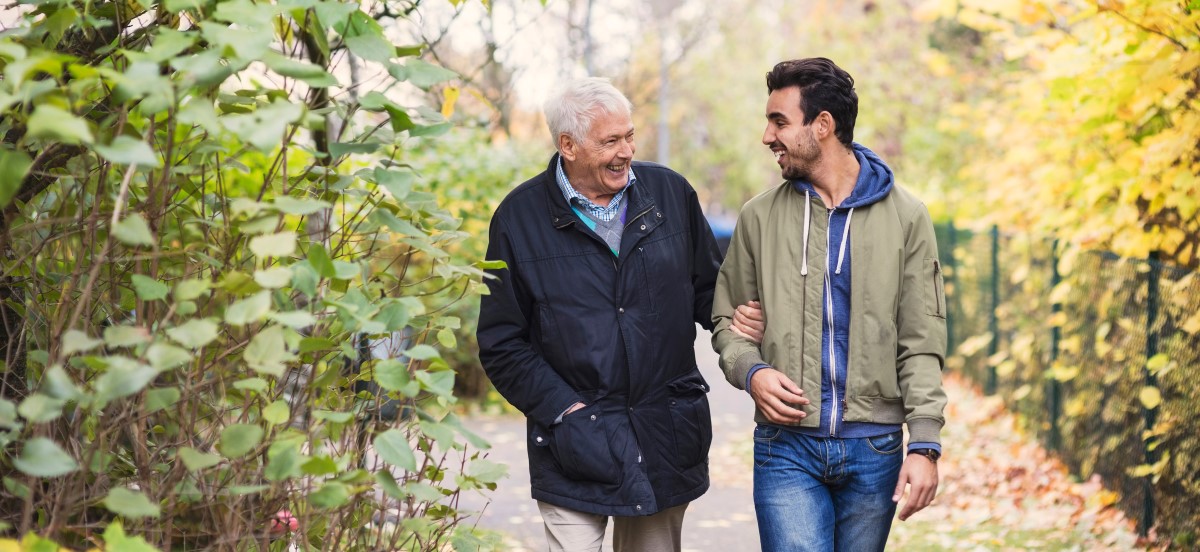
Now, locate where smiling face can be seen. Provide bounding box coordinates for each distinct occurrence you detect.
[560,109,636,204]
[763,86,822,182]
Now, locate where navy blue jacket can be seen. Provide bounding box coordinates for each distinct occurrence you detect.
[476,154,722,516]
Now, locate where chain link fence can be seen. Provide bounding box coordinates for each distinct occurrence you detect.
[937,223,1200,546]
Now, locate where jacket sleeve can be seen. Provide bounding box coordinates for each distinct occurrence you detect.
[710,208,766,390]
[687,186,722,331]
[476,212,582,427]
[896,203,949,446]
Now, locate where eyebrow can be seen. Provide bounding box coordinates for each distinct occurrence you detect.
[767,111,787,120]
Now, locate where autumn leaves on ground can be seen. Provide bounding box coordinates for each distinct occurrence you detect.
[890,374,1142,551]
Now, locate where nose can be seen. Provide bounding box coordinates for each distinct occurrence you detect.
[620,137,635,159]
[762,125,774,145]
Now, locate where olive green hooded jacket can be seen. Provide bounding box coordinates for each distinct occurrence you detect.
[712,174,948,446]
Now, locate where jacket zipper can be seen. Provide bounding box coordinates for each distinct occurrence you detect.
[825,208,840,437]
[619,205,653,465]
[932,259,942,317]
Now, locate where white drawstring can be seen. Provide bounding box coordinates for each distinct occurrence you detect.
[835,208,854,275]
[801,191,811,276]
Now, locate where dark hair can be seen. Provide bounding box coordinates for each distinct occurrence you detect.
[766,58,858,146]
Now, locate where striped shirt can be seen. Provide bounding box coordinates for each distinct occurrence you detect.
[555,156,636,222]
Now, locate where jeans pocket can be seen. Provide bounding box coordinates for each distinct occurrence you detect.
[549,406,622,484]
[753,424,783,467]
[866,431,903,455]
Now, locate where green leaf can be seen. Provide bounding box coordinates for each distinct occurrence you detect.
[416,369,454,397]
[329,141,381,158]
[0,398,20,430]
[221,99,304,151]
[95,136,161,167]
[301,455,339,476]
[39,365,81,401]
[18,393,66,423]
[262,51,337,88]
[145,387,181,413]
[13,437,78,477]
[243,325,293,377]
[131,274,169,301]
[265,440,303,481]
[94,360,158,404]
[254,266,293,289]
[262,400,290,425]
[308,482,351,509]
[233,377,269,393]
[104,325,152,347]
[344,31,394,63]
[374,429,416,471]
[113,214,155,247]
[405,344,440,361]
[436,328,456,348]
[163,0,203,12]
[465,458,508,484]
[62,329,103,356]
[0,149,32,208]
[389,58,458,89]
[375,470,406,500]
[374,359,413,394]
[27,104,93,144]
[146,342,191,370]
[225,291,272,326]
[103,522,161,552]
[178,447,222,471]
[104,487,161,519]
[249,231,297,258]
[218,423,264,458]
[272,196,330,215]
[269,310,316,329]
[307,244,336,278]
[173,278,211,302]
[166,318,219,349]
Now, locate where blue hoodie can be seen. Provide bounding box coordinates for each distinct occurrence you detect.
[747,144,922,443]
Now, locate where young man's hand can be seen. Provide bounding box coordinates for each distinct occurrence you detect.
[748,368,808,424]
[894,453,939,520]
[730,300,765,344]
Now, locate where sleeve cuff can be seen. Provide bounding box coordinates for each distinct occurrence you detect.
[745,363,770,391]
[906,442,941,454]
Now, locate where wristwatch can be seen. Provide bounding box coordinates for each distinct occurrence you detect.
[909,448,941,463]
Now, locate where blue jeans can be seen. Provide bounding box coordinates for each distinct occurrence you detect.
[752,425,904,552]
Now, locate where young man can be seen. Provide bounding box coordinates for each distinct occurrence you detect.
[712,58,949,551]
[477,77,762,552]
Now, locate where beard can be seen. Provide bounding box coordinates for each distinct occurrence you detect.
[779,127,821,181]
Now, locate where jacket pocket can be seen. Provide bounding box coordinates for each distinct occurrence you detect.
[667,372,713,468]
[548,404,622,485]
[923,258,946,318]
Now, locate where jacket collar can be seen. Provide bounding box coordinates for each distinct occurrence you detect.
[542,153,663,250]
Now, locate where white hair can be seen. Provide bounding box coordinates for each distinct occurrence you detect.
[543,77,633,151]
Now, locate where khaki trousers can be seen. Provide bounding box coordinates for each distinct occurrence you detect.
[536,501,689,552]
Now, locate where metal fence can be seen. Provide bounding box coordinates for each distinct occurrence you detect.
[937,223,1200,545]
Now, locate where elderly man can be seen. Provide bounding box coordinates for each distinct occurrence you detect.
[476,78,760,552]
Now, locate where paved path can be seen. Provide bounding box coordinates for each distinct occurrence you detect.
[456,332,760,551]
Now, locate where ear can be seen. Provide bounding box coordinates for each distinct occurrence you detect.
[814,111,836,141]
[558,133,578,162]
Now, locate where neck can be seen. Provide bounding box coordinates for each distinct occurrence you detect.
[809,145,859,209]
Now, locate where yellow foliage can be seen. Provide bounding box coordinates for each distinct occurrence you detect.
[948,0,1200,267]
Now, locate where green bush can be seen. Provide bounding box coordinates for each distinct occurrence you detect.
[0,0,505,549]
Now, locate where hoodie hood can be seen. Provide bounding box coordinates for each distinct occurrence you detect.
[791,142,894,208]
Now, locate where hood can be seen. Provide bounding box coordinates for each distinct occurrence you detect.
[790,143,894,277]
[791,142,894,208]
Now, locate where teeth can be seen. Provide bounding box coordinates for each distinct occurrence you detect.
[773,151,784,160]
